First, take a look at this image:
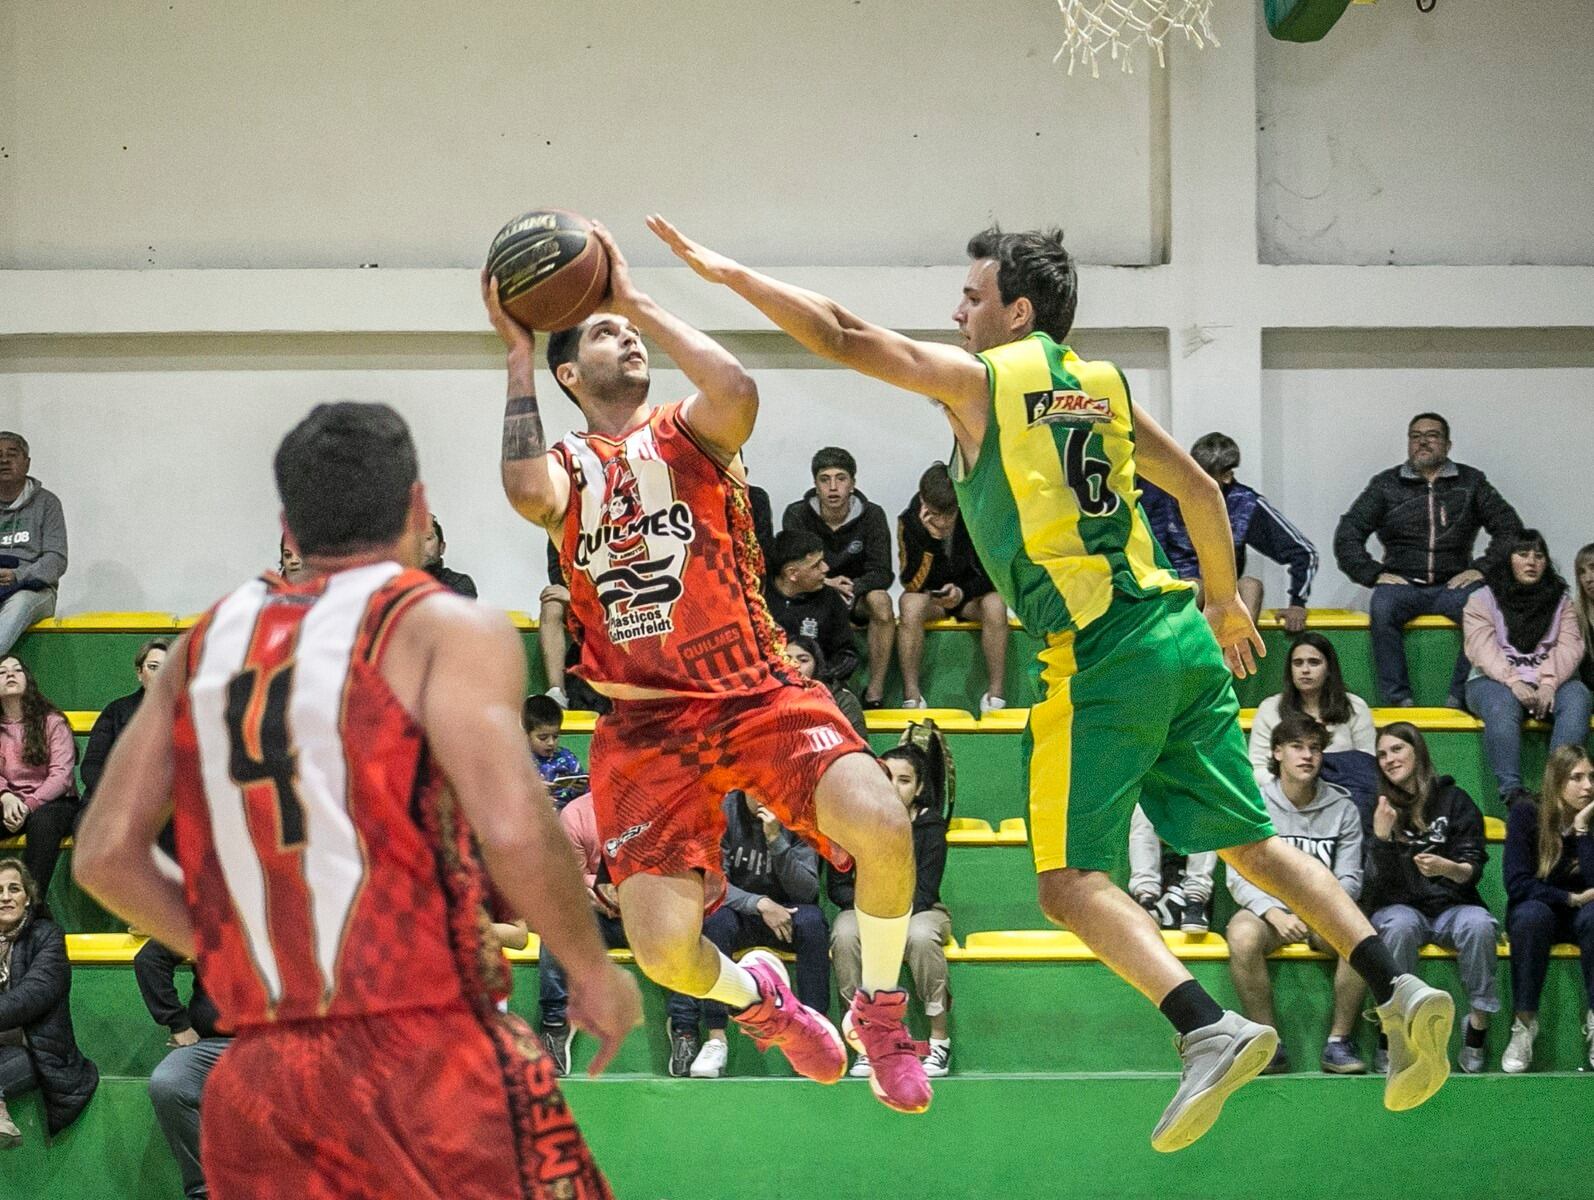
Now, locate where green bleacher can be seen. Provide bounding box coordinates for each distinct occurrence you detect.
[5,612,1591,1200]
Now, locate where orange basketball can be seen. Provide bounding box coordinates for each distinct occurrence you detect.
[485,208,610,332]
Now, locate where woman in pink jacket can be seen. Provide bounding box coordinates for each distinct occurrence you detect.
[1463,531,1592,808]
[0,656,76,900]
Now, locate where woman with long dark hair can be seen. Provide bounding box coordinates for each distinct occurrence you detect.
[0,656,77,897]
[1501,745,1594,1073]
[1462,530,1591,808]
[1248,632,1375,783]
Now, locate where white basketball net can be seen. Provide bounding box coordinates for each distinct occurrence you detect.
[1054,0,1218,76]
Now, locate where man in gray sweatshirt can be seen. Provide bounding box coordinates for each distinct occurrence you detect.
[1227,712,1369,1075]
[0,433,68,657]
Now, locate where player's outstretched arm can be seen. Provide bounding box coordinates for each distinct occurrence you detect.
[73,633,197,956]
[588,223,758,463]
[408,595,641,1072]
[648,214,989,426]
[1133,403,1264,679]
[482,271,571,531]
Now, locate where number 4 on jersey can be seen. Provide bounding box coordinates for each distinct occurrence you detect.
[224,665,307,848]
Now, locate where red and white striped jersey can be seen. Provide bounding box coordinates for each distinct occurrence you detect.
[169,563,510,1029]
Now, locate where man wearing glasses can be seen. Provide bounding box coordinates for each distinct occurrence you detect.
[1334,412,1523,707]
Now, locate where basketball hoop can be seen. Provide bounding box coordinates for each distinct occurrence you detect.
[1053,0,1218,76]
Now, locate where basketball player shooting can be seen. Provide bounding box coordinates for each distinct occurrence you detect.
[482,224,932,1113]
[647,214,1454,1150]
[74,402,640,1199]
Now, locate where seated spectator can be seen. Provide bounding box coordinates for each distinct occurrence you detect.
[784,636,867,738]
[1364,723,1497,1074]
[1248,632,1376,785]
[1501,745,1594,1074]
[782,448,894,706]
[80,639,169,803]
[522,695,586,811]
[0,433,67,661]
[276,538,305,583]
[896,462,1007,713]
[538,539,608,713]
[672,792,829,1079]
[0,656,77,898]
[764,530,859,688]
[0,857,98,1147]
[538,790,630,1077]
[1128,808,1215,934]
[135,939,228,1198]
[421,514,477,597]
[1334,412,1522,708]
[741,461,776,567]
[829,745,952,1078]
[1463,530,1592,808]
[1577,542,1594,691]
[1226,714,1366,1074]
[1141,432,1317,634]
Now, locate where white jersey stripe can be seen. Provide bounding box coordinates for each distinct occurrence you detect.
[188,579,279,1003]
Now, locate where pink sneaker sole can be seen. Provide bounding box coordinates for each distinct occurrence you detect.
[738,950,846,1084]
[843,1006,933,1114]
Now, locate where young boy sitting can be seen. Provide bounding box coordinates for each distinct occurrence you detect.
[522,694,586,810]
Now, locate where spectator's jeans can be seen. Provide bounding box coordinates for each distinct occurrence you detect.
[1127,806,1216,902]
[149,1038,229,1199]
[0,587,54,659]
[0,1044,36,1100]
[1508,900,1594,1014]
[1465,677,1593,797]
[830,906,951,1015]
[666,903,830,1033]
[1371,903,1500,1014]
[1368,581,1480,705]
[21,797,80,899]
[538,912,627,1028]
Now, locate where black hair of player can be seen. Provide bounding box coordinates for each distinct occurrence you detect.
[918,462,957,514]
[879,742,931,798]
[1190,432,1241,480]
[810,447,856,480]
[546,324,584,405]
[1408,411,1450,441]
[430,514,445,546]
[273,402,417,557]
[521,694,565,733]
[1268,711,1329,776]
[769,529,825,576]
[966,225,1077,342]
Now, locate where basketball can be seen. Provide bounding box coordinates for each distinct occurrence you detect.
[485,208,610,332]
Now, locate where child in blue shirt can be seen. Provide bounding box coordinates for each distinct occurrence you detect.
[522,694,586,810]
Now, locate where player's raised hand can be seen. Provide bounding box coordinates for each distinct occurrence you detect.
[565,959,643,1078]
[588,222,645,315]
[481,270,534,356]
[647,214,740,284]
[1204,595,1265,679]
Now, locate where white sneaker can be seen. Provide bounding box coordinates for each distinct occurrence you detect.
[848,1052,872,1078]
[979,694,1007,715]
[923,1039,951,1078]
[1583,1010,1594,1071]
[900,697,927,710]
[689,1037,728,1079]
[1501,1017,1537,1074]
[545,686,569,709]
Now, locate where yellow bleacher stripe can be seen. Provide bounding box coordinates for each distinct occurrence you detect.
[865,709,977,731]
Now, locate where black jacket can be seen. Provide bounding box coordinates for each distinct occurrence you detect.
[1333,461,1521,588]
[1503,800,1594,912]
[897,497,993,598]
[80,689,143,800]
[828,805,948,915]
[427,563,478,598]
[133,939,224,1041]
[763,579,859,686]
[720,792,820,917]
[781,489,893,597]
[0,914,98,1134]
[1362,777,1488,919]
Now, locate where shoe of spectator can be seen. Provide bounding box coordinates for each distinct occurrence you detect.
[1373,1045,1390,1074]
[1443,693,1466,711]
[733,950,846,1084]
[545,685,569,709]
[861,695,884,711]
[1502,787,1534,809]
[923,1039,951,1078]
[1393,698,1416,708]
[689,1037,728,1079]
[1261,1042,1290,1075]
[1179,895,1211,935]
[668,1025,701,1079]
[979,694,1007,715]
[848,1052,872,1078]
[1134,891,1161,919]
[1375,974,1454,1111]
[844,988,934,1113]
[540,1022,573,1077]
[900,696,927,709]
[1319,1037,1366,1075]
[0,1099,20,1148]
[1151,1011,1277,1153]
[1501,1017,1537,1074]
[1458,1043,1487,1075]
[1153,886,1187,931]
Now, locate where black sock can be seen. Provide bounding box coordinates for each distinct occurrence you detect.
[1349,935,1399,1005]
[1464,1021,1487,1049]
[1159,979,1224,1035]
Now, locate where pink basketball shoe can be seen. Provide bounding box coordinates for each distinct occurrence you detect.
[844,988,934,1114]
[732,950,846,1085]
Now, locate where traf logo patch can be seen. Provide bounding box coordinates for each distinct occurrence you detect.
[1024,389,1110,427]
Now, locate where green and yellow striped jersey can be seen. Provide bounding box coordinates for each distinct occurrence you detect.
[951,332,1188,637]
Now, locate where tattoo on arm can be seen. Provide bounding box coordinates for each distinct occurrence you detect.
[502,393,546,462]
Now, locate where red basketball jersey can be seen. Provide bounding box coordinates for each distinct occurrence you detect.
[170,564,511,1029]
[550,400,798,698]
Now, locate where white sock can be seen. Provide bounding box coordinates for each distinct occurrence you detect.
[856,909,910,996]
[702,952,761,1010]
[929,1037,950,1049]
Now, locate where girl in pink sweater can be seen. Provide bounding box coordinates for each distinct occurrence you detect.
[0,656,77,895]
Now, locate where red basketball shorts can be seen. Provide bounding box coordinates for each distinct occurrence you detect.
[589,683,871,905]
[200,1005,612,1200]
